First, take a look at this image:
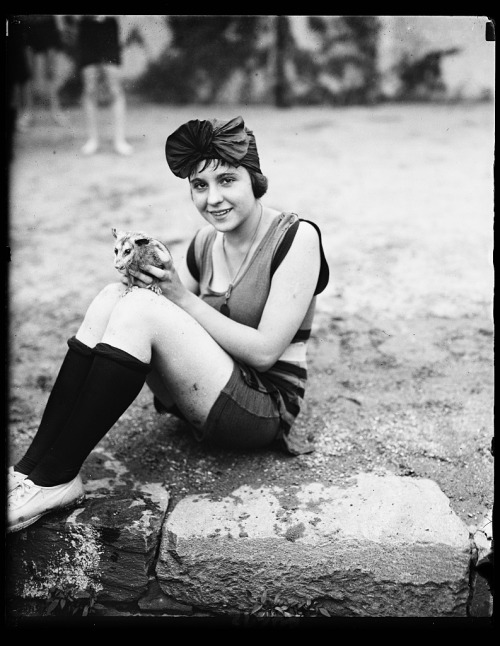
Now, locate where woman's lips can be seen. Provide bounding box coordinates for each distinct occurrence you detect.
[210,208,232,218]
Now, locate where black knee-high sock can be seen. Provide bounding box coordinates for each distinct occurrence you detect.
[15,337,95,475]
[28,343,151,487]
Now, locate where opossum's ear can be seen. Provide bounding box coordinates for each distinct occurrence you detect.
[135,237,150,246]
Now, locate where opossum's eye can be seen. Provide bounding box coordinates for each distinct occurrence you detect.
[124,249,131,256]
[114,248,118,255]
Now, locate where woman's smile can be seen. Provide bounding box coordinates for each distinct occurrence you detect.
[209,208,233,217]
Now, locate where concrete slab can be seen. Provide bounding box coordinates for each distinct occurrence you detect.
[157,474,472,617]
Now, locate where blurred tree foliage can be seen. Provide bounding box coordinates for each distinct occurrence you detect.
[135,16,382,105]
[136,16,269,103]
[291,16,381,105]
[393,47,461,100]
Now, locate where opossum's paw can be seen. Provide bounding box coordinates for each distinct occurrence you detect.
[148,284,163,295]
[122,285,140,297]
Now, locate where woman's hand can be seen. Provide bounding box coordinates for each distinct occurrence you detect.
[128,249,189,305]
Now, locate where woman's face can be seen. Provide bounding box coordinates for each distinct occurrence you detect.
[189,161,257,233]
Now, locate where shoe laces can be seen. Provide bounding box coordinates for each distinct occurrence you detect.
[9,478,38,504]
[9,468,26,486]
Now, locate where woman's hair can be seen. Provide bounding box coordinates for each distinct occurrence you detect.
[248,169,269,198]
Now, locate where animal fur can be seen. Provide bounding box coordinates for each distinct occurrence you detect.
[112,228,172,295]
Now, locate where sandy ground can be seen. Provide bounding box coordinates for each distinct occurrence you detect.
[7,100,494,532]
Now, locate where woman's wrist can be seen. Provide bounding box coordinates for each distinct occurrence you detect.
[171,287,198,313]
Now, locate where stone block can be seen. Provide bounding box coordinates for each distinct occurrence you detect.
[156,474,471,617]
[6,488,170,609]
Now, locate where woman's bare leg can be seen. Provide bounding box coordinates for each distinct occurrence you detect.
[77,290,176,413]
[145,370,176,410]
[97,288,234,428]
[45,48,68,125]
[81,65,99,154]
[103,64,133,156]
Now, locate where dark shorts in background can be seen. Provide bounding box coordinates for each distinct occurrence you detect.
[24,16,63,53]
[78,16,121,68]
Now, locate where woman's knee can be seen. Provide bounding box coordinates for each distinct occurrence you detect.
[109,288,172,329]
[77,282,127,345]
[83,282,126,322]
[101,281,127,298]
[89,282,127,309]
[101,289,175,357]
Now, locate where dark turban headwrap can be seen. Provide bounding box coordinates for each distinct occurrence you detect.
[165,116,262,179]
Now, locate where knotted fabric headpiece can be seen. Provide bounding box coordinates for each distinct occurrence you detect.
[165,116,262,179]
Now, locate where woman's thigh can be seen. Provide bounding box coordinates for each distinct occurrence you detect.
[101,288,235,429]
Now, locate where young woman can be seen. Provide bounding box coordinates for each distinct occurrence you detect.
[7,115,329,533]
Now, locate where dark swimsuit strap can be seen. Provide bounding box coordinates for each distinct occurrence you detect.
[270,218,329,295]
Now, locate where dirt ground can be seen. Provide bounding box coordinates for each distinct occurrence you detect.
[7,100,494,532]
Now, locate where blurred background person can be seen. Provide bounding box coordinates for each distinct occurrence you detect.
[76,15,133,156]
[6,15,32,137]
[18,15,69,130]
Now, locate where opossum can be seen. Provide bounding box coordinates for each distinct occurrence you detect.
[112,228,172,295]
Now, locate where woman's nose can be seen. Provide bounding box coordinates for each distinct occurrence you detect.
[207,184,223,205]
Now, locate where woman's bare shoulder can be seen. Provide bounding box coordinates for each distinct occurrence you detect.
[296,219,321,247]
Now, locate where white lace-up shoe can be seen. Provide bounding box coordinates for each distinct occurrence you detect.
[8,466,28,493]
[7,475,85,533]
